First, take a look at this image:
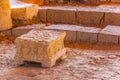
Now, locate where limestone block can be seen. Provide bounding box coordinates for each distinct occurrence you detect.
[12,24,45,37]
[15,29,66,67]
[44,24,79,42]
[38,7,47,22]
[77,27,101,43]
[105,12,120,26]
[47,7,76,24]
[77,9,105,26]
[0,0,12,31]
[11,4,38,26]
[99,25,120,44]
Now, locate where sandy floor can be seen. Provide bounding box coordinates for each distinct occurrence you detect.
[0,40,120,80]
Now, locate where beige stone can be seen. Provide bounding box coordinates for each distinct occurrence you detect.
[99,25,120,44]
[44,24,78,42]
[77,10,105,26]
[105,12,120,26]
[12,24,45,37]
[47,7,76,24]
[0,0,12,31]
[38,7,47,22]
[11,4,38,26]
[77,27,101,43]
[15,29,66,67]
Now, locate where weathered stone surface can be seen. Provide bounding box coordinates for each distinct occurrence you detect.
[38,7,47,22]
[77,27,101,43]
[47,7,76,24]
[77,8,105,26]
[0,0,12,31]
[44,24,79,42]
[15,29,66,67]
[12,24,45,37]
[99,25,120,44]
[11,4,39,26]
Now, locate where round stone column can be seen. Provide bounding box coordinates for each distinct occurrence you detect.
[0,0,12,31]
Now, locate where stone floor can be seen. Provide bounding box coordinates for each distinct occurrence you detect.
[0,39,120,80]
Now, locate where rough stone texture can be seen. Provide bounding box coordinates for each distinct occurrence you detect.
[47,7,76,24]
[77,27,101,43]
[44,24,79,42]
[14,29,66,67]
[11,3,39,26]
[12,24,45,37]
[0,0,12,31]
[38,7,47,22]
[77,9,105,27]
[99,25,120,44]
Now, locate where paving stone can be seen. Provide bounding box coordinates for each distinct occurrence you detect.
[14,29,66,67]
[12,24,45,37]
[77,8,105,27]
[0,0,12,31]
[77,27,101,43]
[47,7,76,24]
[11,3,39,26]
[38,7,47,22]
[99,25,120,44]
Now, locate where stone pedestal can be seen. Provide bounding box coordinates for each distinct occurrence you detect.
[0,0,12,31]
[14,29,66,67]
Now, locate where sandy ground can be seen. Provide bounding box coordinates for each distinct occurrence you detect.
[0,40,119,80]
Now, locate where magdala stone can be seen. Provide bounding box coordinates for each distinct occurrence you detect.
[14,29,66,67]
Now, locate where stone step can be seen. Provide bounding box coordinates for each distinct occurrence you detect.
[99,25,120,44]
[43,24,101,43]
[38,5,120,27]
[10,0,39,26]
[1,23,120,45]
[0,24,45,37]
[43,24,120,45]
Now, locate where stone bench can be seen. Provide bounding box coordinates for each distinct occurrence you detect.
[14,29,66,67]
